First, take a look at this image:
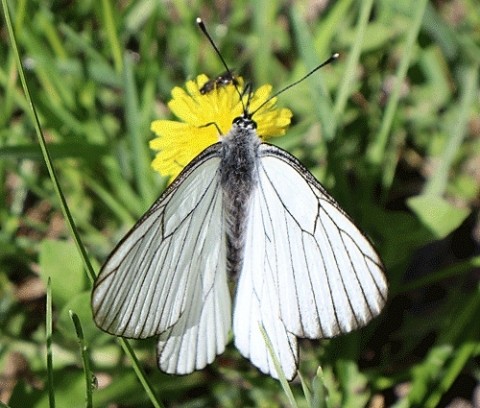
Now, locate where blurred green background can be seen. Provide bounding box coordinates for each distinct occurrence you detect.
[1,0,479,407]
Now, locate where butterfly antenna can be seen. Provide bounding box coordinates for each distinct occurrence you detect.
[251,53,339,116]
[196,18,247,114]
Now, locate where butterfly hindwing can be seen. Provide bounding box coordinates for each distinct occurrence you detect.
[156,258,231,374]
[233,184,298,379]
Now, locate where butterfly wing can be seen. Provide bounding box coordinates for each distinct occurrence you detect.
[156,265,231,374]
[233,207,298,379]
[92,144,231,373]
[233,143,387,379]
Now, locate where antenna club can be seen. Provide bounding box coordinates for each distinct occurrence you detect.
[196,17,206,32]
[251,53,339,116]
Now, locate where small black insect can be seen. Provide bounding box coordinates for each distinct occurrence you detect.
[200,71,239,94]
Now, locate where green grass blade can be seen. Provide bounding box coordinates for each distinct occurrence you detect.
[298,371,312,407]
[333,0,374,124]
[311,366,331,408]
[314,0,354,56]
[124,52,154,206]
[118,339,164,408]
[101,0,123,73]
[423,63,479,196]
[251,0,280,84]
[398,284,480,407]
[69,311,93,408]
[258,324,298,408]
[424,340,477,408]
[290,4,336,141]
[395,255,480,295]
[46,278,55,408]
[367,0,429,173]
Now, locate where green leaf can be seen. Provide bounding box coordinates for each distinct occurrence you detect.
[407,195,470,239]
[336,359,369,408]
[39,240,85,309]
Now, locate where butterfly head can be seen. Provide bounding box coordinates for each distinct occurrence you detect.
[233,112,257,131]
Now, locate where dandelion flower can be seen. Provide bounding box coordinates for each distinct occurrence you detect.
[150,74,292,182]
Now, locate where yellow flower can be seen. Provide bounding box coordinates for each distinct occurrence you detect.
[150,74,292,182]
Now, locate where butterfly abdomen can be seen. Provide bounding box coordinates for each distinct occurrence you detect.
[220,118,260,278]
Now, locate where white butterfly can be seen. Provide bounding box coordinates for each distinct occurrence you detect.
[91,100,388,379]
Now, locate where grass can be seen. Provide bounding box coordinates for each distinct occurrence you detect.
[1,0,480,407]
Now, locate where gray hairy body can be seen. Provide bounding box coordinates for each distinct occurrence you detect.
[219,117,260,279]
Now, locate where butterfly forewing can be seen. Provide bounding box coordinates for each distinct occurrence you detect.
[92,145,231,356]
[232,143,387,378]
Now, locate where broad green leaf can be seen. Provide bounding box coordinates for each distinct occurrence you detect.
[39,240,85,309]
[407,195,470,239]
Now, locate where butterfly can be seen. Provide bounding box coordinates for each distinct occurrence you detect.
[91,22,387,381]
